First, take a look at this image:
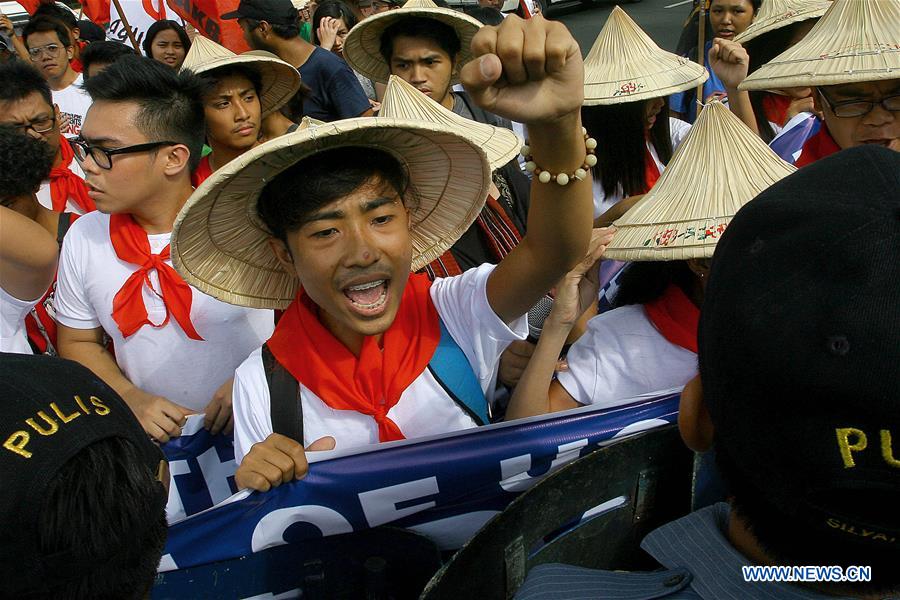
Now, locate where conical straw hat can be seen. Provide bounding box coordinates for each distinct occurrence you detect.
[379,75,522,170]
[734,0,832,45]
[583,6,708,106]
[180,36,301,117]
[604,100,796,261]
[740,0,900,91]
[342,0,482,85]
[171,117,491,309]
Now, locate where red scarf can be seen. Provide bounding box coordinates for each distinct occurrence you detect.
[644,284,700,354]
[191,155,213,188]
[267,274,441,442]
[643,143,661,193]
[50,137,95,213]
[762,93,793,127]
[109,214,203,341]
[795,126,841,168]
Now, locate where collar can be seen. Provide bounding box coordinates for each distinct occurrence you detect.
[641,503,854,600]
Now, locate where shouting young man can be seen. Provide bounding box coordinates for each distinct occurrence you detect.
[172,16,595,491]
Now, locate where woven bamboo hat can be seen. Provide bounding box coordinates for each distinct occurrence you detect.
[171,117,491,309]
[740,0,900,91]
[180,36,301,117]
[342,0,482,85]
[603,100,796,261]
[734,0,832,45]
[583,6,708,106]
[379,75,522,170]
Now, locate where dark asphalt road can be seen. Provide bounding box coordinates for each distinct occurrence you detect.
[547,0,693,54]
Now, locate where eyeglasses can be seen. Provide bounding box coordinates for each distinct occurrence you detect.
[71,139,179,170]
[818,89,900,118]
[3,114,56,135]
[28,43,63,60]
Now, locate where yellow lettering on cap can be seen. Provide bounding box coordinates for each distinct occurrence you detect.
[836,428,867,468]
[50,402,80,424]
[3,431,31,458]
[826,518,841,529]
[881,430,900,468]
[89,396,110,416]
[26,411,58,436]
[74,395,91,415]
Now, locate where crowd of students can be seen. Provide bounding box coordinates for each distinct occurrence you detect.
[0,0,897,597]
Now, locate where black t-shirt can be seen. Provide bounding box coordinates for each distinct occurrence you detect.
[298,47,371,122]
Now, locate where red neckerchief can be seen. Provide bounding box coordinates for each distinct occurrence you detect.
[191,155,213,188]
[50,137,95,213]
[762,93,793,127]
[266,273,441,442]
[795,126,842,168]
[108,213,203,341]
[643,142,662,193]
[644,284,700,354]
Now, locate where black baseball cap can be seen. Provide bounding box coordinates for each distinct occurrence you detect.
[698,145,900,550]
[0,353,166,595]
[221,0,300,26]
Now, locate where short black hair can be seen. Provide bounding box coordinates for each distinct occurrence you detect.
[379,16,461,64]
[257,147,410,244]
[33,3,78,30]
[83,55,206,171]
[243,17,301,41]
[23,16,72,48]
[312,0,358,45]
[0,125,55,205]
[35,437,168,600]
[612,260,696,308]
[463,6,503,26]
[142,19,192,58]
[77,19,108,42]
[200,64,263,99]
[0,61,53,108]
[80,41,137,79]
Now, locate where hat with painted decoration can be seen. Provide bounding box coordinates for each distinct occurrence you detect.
[342,0,482,84]
[180,36,301,117]
[171,117,491,309]
[733,0,832,45]
[603,100,796,261]
[739,0,900,91]
[582,5,708,106]
[379,74,522,170]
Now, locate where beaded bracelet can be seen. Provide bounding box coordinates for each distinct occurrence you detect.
[522,128,597,185]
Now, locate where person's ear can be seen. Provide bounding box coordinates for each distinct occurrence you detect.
[678,375,715,452]
[268,236,296,274]
[811,87,824,115]
[686,258,710,280]
[161,144,192,177]
[72,27,81,41]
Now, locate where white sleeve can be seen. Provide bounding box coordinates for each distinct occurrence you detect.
[669,118,692,151]
[53,225,101,329]
[430,264,528,395]
[232,348,274,465]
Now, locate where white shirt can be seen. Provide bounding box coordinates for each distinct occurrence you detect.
[53,73,92,139]
[558,304,697,408]
[37,158,87,215]
[0,285,39,354]
[54,211,274,411]
[591,118,692,219]
[232,263,528,461]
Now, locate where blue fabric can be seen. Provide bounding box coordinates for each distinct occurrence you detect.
[668,41,727,123]
[429,317,490,425]
[298,47,371,121]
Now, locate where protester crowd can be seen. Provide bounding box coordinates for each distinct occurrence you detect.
[0,0,897,597]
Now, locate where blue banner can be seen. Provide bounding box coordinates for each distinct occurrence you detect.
[770,112,821,163]
[159,393,679,572]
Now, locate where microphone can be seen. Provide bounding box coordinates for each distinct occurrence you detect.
[526,294,554,343]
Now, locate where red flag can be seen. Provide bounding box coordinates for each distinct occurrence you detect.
[82,0,112,25]
[166,0,249,52]
[20,0,43,15]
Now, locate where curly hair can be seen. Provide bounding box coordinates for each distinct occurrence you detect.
[0,125,55,205]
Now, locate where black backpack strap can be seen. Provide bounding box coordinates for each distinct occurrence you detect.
[261,344,304,444]
[56,212,75,247]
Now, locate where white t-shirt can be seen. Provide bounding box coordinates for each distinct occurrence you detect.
[37,158,87,215]
[591,117,692,218]
[53,73,92,139]
[232,263,528,461]
[0,285,40,354]
[54,211,275,411]
[557,304,697,408]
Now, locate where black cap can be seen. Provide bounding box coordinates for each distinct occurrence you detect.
[0,353,166,594]
[699,145,900,550]
[221,0,299,26]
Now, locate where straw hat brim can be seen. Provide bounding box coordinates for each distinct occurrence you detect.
[342,8,482,84]
[188,55,302,117]
[171,117,491,310]
[733,2,831,45]
[583,59,709,106]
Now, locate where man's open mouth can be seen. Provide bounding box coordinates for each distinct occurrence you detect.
[343,279,389,314]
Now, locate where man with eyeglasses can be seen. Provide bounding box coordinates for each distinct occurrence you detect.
[0,61,92,216]
[54,56,274,443]
[22,16,91,139]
